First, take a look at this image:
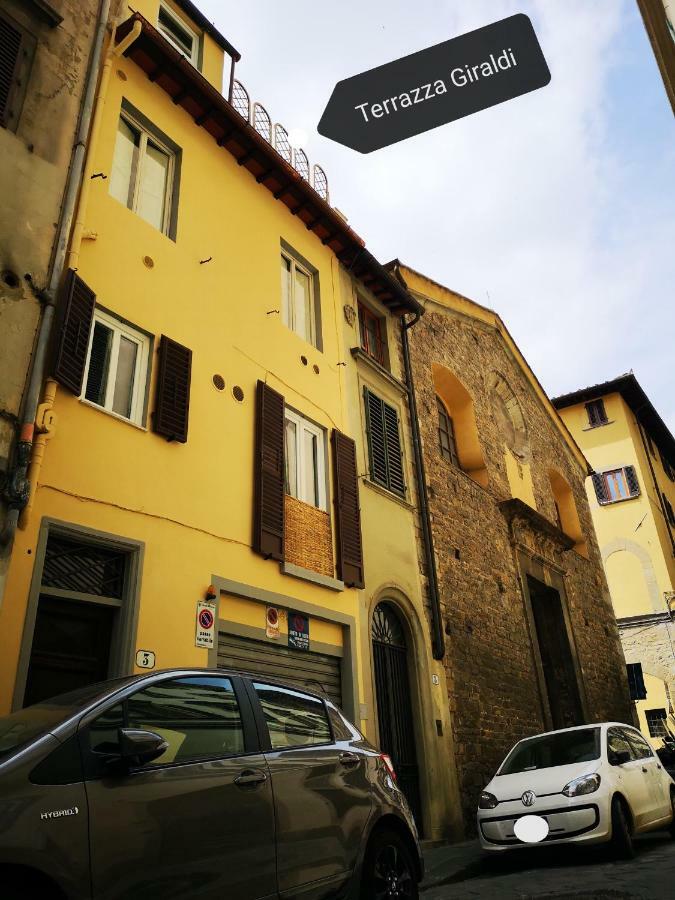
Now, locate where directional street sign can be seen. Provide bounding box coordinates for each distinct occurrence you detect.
[318,14,550,153]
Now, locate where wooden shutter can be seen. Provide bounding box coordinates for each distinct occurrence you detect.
[51,269,96,395]
[331,430,364,588]
[0,13,22,128]
[591,472,609,505]
[253,380,285,561]
[364,388,388,487]
[153,336,192,443]
[624,465,640,498]
[383,401,405,495]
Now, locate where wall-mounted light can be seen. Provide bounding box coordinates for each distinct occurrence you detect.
[205,584,217,601]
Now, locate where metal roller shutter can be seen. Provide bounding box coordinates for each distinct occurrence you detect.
[217,631,343,708]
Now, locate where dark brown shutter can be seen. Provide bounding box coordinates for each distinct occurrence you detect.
[624,465,640,497]
[591,472,609,504]
[253,380,285,561]
[51,269,96,395]
[331,430,364,588]
[383,401,405,496]
[364,388,388,487]
[153,336,192,443]
[0,13,22,128]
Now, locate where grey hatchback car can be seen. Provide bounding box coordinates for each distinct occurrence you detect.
[0,668,422,899]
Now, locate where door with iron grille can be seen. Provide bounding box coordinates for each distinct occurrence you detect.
[23,533,128,707]
[371,602,422,831]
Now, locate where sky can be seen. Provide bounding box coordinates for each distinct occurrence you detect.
[199,1,674,430]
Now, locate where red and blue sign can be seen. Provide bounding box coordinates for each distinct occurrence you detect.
[288,612,310,651]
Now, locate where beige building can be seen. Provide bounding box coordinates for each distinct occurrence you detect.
[554,374,675,748]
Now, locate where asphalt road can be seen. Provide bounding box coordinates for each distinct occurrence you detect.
[421,831,675,899]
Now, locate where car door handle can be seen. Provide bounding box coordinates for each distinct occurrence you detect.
[234,769,267,787]
[339,752,360,768]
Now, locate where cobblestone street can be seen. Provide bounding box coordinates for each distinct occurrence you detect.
[421,832,675,899]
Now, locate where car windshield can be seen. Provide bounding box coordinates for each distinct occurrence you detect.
[0,678,133,762]
[497,727,601,775]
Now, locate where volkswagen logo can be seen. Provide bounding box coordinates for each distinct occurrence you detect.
[521,790,536,807]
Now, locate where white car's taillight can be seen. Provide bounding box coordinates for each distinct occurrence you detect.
[379,753,397,781]
[478,791,498,809]
[562,773,601,797]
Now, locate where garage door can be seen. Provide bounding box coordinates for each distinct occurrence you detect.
[217,631,343,708]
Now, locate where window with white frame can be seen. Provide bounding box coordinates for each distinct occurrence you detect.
[284,408,326,510]
[82,310,150,425]
[157,1,200,67]
[109,111,176,235]
[280,251,317,347]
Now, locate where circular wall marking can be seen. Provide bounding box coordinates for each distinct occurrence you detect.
[513,814,549,843]
[212,374,225,391]
[143,255,154,268]
[232,385,244,402]
[313,364,320,374]
[198,609,214,630]
[300,355,308,366]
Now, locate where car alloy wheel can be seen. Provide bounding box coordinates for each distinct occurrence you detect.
[669,789,675,839]
[364,829,418,900]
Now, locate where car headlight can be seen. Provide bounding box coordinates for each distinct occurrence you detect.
[479,791,498,809]
[562,773,601,797]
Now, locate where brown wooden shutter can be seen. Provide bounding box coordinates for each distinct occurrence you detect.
[331,429,364,588]
[383,401,405,496]
[364,388,388,487]
[253,380,285,561]
[153,336,192,443]
[51,269,96,395]
[591,472,609,504]
[624,465,640,498]
[0,13,22,128]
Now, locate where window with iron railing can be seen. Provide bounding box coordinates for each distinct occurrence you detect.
[358,302,387,367]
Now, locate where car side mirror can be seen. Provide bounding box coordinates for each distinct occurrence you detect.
[609,749,631,766]
[118,728,168,766]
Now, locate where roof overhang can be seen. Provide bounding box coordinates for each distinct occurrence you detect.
[116,14,421,317]
[552,374,675,467]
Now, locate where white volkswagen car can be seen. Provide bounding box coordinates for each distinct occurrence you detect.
[477,722,675,857]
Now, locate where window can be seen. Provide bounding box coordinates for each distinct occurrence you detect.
[364,388,405,497]
[358,301,386,366]
[645,430,656,457]
[0,11,36,132]
[660,449,675,482]
[284,408,326,510]
[88,676,245,766]
[645,709,667,739]
[498,728,600,775]
[157,1,200,66]
[592,466,640,504]
[624,727,654,758]
[109,111,176,235]
[253,683,331,749]
[437,397,459,466]
[626,662,647,701]
[81,309,150,425]
[663,495,675,527]
[280,251,317,346]
[607,727,632,762]
[585,399,608,428]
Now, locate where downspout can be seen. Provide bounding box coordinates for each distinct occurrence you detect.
[0,5,140,548]
[400,310,445,660]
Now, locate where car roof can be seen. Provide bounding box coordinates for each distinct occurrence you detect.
[514,721,636,742]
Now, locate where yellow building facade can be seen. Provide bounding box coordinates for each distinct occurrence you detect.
[0,0,460,840]
[554,375,675,747]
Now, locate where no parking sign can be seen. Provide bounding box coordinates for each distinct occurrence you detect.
[195,599,216,648]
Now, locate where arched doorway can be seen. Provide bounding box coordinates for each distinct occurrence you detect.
[371,602,422,830]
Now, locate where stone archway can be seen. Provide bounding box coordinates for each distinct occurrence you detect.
[602,538,661,614]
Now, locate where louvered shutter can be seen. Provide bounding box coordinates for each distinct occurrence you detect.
[383,401,405,496]
[0,14,22,128]
[591,472,609,505]
[624,465,640,498]
[331,430,364,588]
[626,662,646,701]
[253,380,285,561]
[364,389,387,487]
[153,336,192,442]
[51,269,96,394]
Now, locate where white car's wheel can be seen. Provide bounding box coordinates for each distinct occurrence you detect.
[669,788,675,839]
[610,796,635,859]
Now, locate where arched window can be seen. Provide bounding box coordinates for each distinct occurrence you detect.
[549,469,587,557]
[436,397,458,467]
[432,364,488,486]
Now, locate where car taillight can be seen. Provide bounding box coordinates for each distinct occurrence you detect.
[379,753,397,781]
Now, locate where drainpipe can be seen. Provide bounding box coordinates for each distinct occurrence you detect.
[400,311,445,660]
[0,4,140,549]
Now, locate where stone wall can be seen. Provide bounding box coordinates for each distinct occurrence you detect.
[402,296,633,833]
[620,616,675,701]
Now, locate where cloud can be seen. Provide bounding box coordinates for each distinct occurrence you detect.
[200,0,675,429]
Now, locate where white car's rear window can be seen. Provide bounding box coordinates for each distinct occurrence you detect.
[498,727,601,775]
